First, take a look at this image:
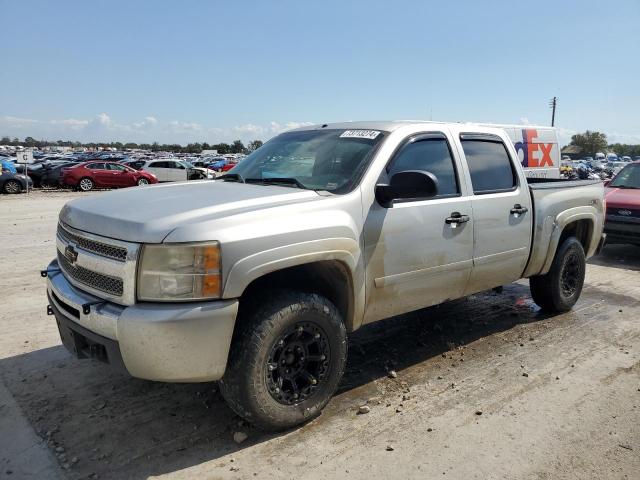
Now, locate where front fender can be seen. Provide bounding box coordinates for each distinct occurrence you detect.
[223,237,360,298]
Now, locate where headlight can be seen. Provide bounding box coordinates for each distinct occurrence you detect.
[137,242,221,301]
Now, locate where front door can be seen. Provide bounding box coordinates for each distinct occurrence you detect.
[363,132,474,324]
[106,163,135,187]
[145,161,167,181]
[456,133,533,295]
[167,161,188,181]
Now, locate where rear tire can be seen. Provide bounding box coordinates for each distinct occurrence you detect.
[78,177,94,191]
[3,180,22,194]
[530,237,586,313]
[219,291,347,431]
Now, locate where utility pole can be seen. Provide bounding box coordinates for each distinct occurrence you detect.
[549,96,557,127]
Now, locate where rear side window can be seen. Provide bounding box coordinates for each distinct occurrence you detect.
[388,137,459,197]
[461,139,517,194]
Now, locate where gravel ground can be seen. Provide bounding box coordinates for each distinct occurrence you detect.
[0,189,639,480]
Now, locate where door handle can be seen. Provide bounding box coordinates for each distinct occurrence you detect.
[445,212,470,228]
[510,204,529,216]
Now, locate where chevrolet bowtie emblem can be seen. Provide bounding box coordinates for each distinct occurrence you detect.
[65,245,79,264]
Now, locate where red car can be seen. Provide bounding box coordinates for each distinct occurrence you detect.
[220,161,238,172]
[62,161,158,191]
[604,161,640,246]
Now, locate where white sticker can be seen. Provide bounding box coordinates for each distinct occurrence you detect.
[340,129,381,140]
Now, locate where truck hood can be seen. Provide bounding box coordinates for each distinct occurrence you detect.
[605,187,640,209]
[60,181,322,243]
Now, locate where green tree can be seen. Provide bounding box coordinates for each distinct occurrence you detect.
[570,131,608,157]
[231,139,246,154]
[24,136,38,147]
[213,143,231,154]
[1,136,10,144]
[247,140,263,152]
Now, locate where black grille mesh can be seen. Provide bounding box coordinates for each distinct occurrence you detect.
[58,251,124,296]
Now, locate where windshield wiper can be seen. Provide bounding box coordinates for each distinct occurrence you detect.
[245,177,307,189]
[218,173,245,183]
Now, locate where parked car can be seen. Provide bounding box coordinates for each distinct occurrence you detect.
[1,171,33,193]
[140,159,212,181]
[15,161,79,187]
[45,121,605,431]
[604,161,640,245]
[61,161,158,191]
[220,161,237,172]
[39,162,81,188]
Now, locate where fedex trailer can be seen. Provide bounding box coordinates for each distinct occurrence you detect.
[476,123,560,179]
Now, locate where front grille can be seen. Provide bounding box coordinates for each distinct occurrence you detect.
[606,207,640,218]
[58,251,124,296]
[57,223,127,261]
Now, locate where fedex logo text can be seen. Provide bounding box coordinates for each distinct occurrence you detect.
[514,129,554,168]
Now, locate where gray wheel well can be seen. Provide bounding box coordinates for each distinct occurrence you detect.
[559,219,593,252]
[238,260,355,331]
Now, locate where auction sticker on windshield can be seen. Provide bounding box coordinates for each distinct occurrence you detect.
[340,130,381,139]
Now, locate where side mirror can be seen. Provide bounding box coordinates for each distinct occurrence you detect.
[375,170,438,208]
[603,179,610,187]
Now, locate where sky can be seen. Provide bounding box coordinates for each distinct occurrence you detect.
[1,0,639,146]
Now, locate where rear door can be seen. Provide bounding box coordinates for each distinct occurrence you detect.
[86,162,112,187]
[455,132,533,295]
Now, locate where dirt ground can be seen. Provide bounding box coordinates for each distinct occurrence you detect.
[1,189,639,480]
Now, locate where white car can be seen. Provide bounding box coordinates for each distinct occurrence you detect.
[140,160,213,182]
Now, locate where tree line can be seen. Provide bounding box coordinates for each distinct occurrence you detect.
[569,131,640,157]
[0,136,264,154]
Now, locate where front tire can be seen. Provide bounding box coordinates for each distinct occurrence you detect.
[530,237,586,313]
[137,178,149,186]
[78,177,94,191]
[3,180,22,194]
[219,291,347,431]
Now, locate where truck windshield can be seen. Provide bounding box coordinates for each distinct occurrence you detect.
[610,163,640,189]
[226,129,386,192]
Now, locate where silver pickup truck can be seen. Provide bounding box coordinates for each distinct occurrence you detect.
[44,121,605,430]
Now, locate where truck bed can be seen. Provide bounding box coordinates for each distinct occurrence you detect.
[524,178,605,278]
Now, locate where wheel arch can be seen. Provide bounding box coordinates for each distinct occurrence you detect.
[539,209,597,275]
[229,255,362,333]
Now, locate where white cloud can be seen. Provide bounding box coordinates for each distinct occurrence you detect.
[50,118,90,130]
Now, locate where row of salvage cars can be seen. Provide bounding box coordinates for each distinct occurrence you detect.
[1,158,220,192]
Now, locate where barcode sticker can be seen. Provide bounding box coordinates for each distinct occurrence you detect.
[340,130,381,139]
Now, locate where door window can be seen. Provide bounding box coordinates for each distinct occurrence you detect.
[460,139,517,194]
[87,163,106,170]
[106,163,126,171]
[387,137,459,197]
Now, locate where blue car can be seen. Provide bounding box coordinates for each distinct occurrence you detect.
[209,158,228,170]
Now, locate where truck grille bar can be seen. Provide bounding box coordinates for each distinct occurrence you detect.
[57,251,124,297]
[57,223,128,261]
